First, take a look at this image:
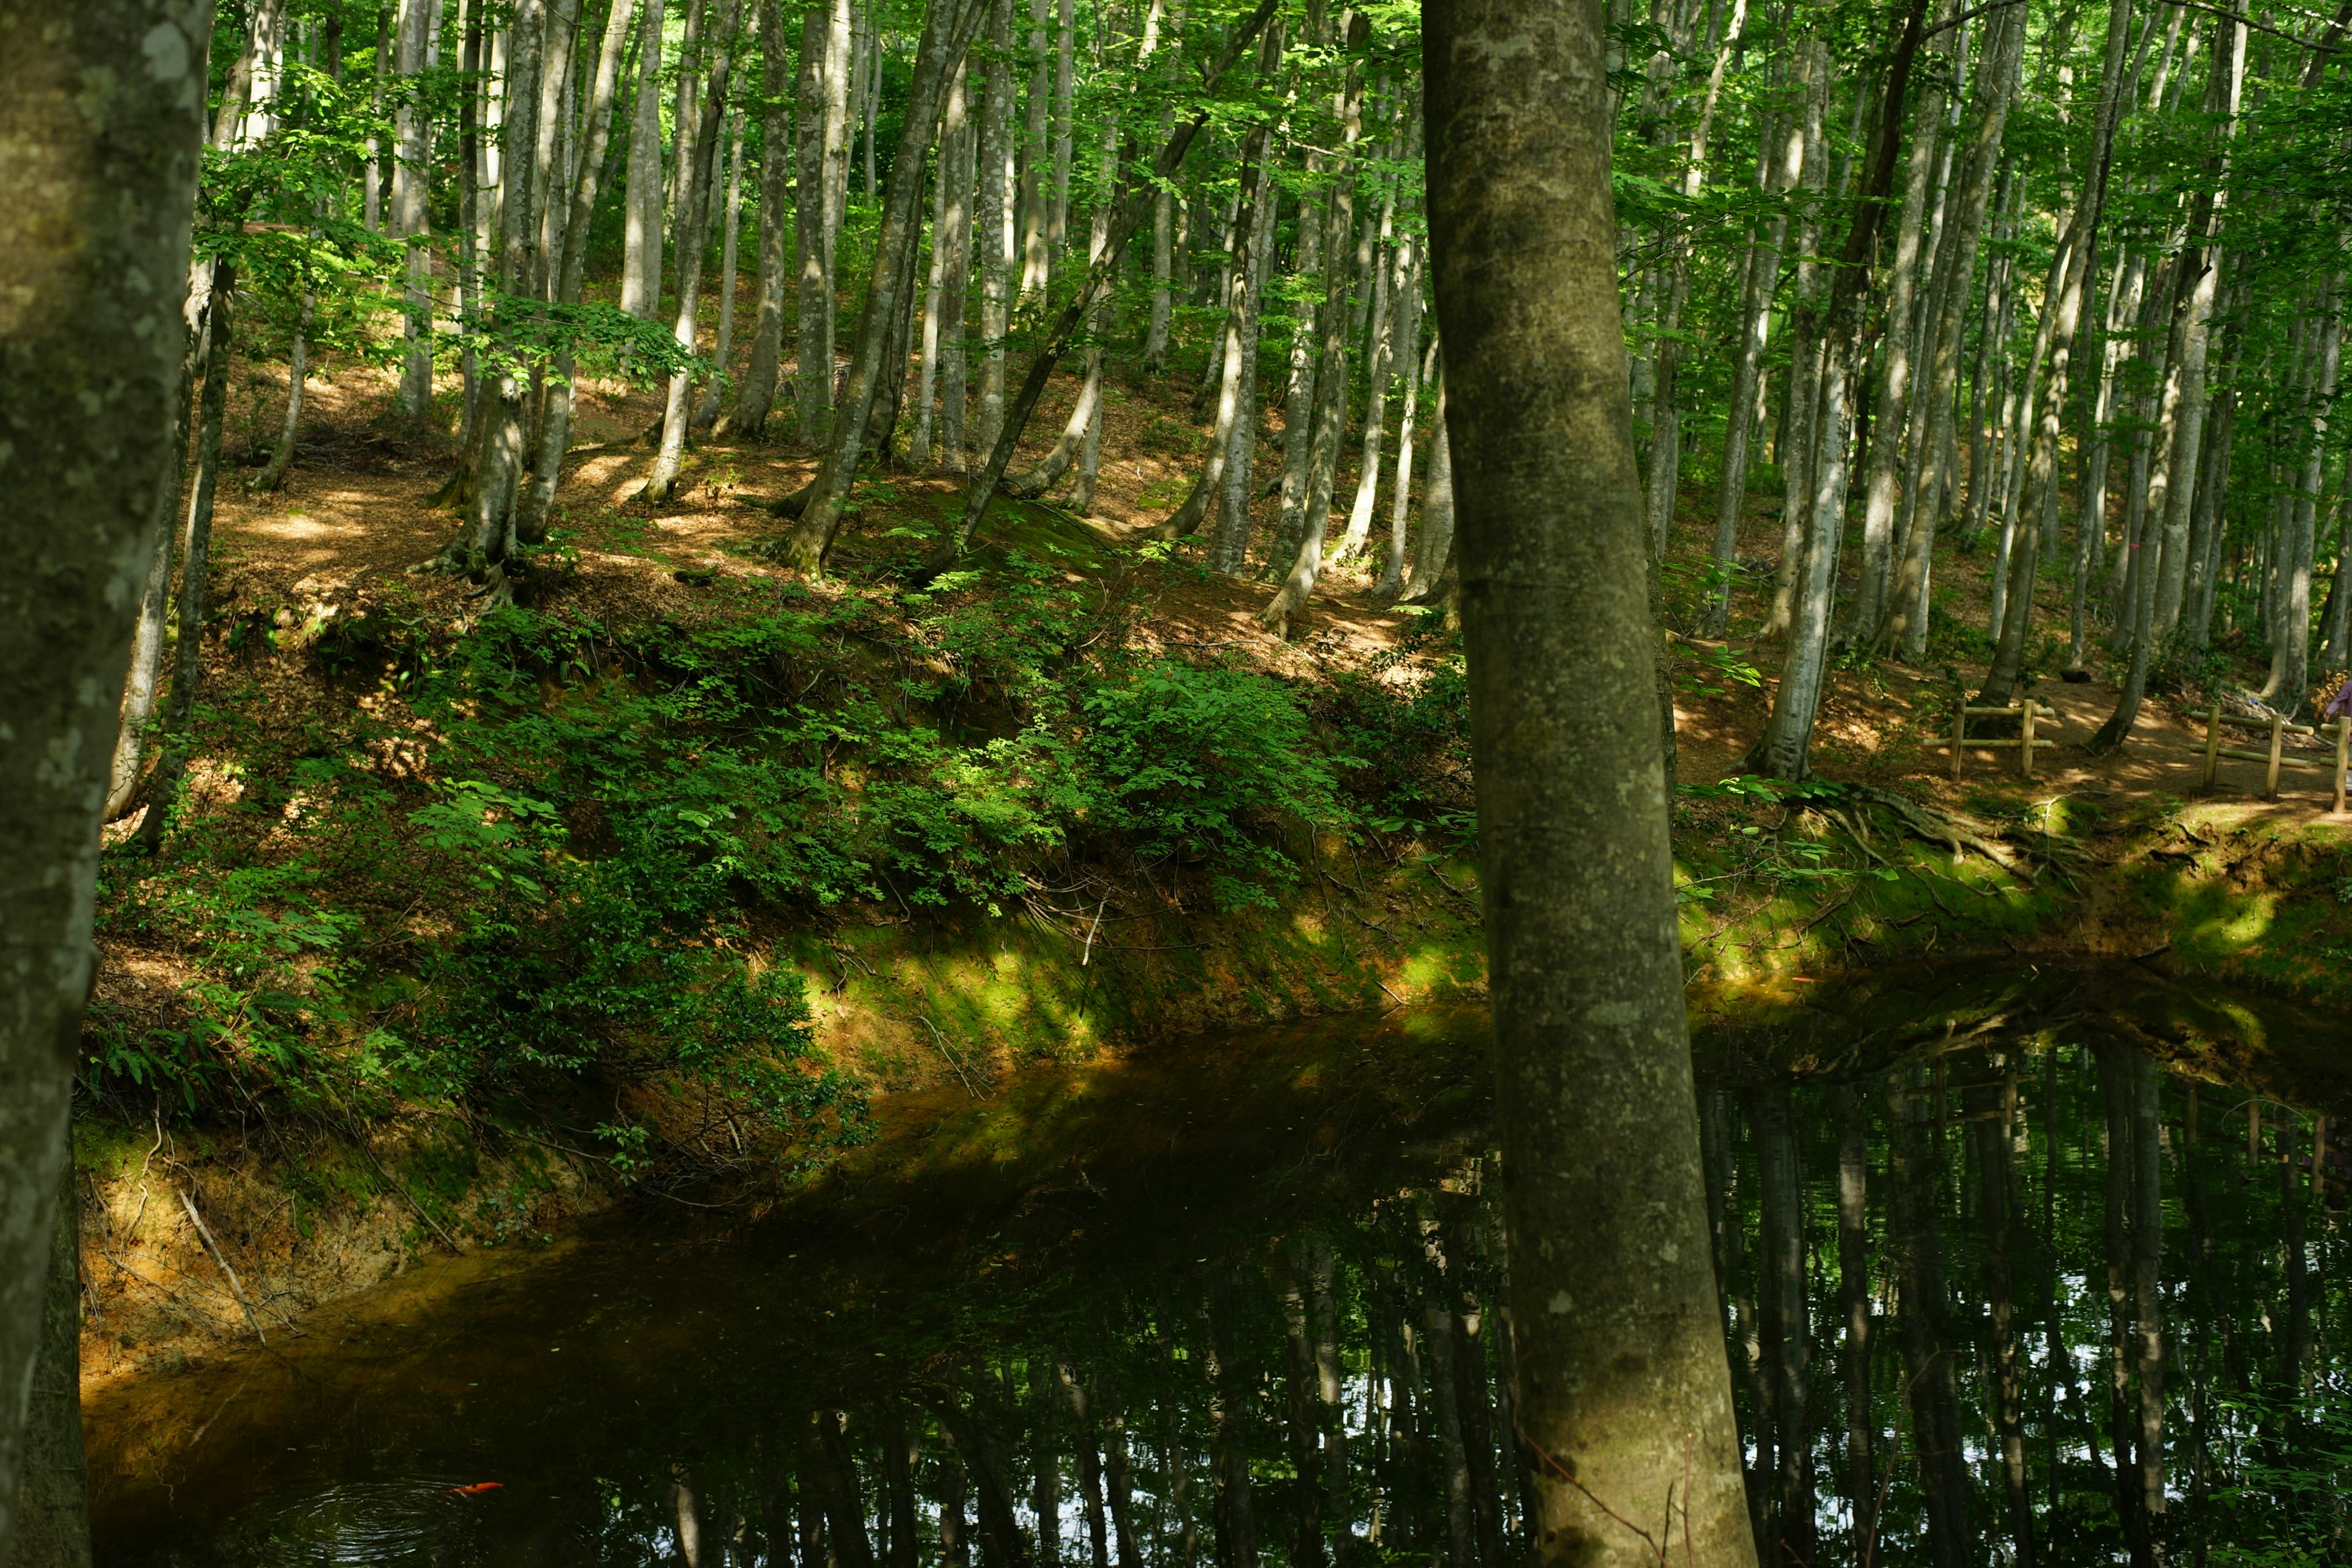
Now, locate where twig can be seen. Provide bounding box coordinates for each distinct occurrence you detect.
[919,1013,986,1100]
[349,1129,467,1256]
[1513,1416,1671,1566]
[178,1188,265,1344]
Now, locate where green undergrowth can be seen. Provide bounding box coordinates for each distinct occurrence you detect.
[88,530,1482,1204]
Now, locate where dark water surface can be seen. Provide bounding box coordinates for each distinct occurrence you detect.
[88,965,2352,1566]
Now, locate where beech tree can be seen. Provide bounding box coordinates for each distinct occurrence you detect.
[1422,0,1755,1562]
[0,0,212,1556]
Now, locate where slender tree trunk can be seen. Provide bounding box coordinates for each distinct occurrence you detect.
[141,261,236,853]
[1973,1093,2035,1568]
[975,0,1018,455]
[2095,11,2242,748]
[1423,0,1758,1557]
[2264,284,2342,713]
[1272,183,1326,571]
[1833,1089,1875,1548]
[2128,1049,2167,1559]
[1262,30,1369,635]
[1882,0,2027,658]
[1340,141,1409,560]
[1377,294,1430,600]
[622,0,668,317]
[1150,118,1275,543]
[1888,1078,1971,1568]
[723,0,796,436]
[639,0,745,505]
[693,105,750,427]
[1758,43,1828,642]
[1756,1085,1813,1568]
[1398,374,1452,604]
[391,0,435,416]
[782,0,994,570]
[940,69,976,468]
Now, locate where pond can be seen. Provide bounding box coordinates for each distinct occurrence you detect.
[85,963,2352,1567]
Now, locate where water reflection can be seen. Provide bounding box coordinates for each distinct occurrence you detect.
[88,971,2352,1567]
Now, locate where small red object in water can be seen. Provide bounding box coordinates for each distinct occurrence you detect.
[448,1482,505,1497]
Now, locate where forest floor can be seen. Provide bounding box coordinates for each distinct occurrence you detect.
[74,288,2352,1389]
[189,336,2345,823]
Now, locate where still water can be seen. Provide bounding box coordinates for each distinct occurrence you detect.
[87,963,2352,1567]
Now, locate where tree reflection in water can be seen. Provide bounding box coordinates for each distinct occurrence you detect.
[92,969,2352,1567]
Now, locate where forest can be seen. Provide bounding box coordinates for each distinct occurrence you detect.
[2,0,2350,1561]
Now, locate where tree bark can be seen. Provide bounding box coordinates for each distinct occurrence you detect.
[392,0,435,417]
[0,0,209,1552]
[723,0,796,437]
[622,0,668,318]
[1882,0,2027,658]
[9,1166,91,1568]
[1888,1078,1970,1568]
[1755,1085,1812,1567]
[1422,0,1757,1559]
[1832,1090,1874,1550]
[141,260,236,854]
[638,0,745,505]
[780,0,993,571]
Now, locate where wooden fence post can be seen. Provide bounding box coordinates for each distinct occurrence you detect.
[2019,701,2038,780]
[1951,699,1966,782]
[2266,715,2286,801]
[2203,702,2223,793]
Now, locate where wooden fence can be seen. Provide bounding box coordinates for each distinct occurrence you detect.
[1933,700,2063,780]
[2199,704,2350,809]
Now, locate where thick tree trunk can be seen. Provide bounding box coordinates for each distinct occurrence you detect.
[810,1411,879,1568]
[0,2,208,1551]
[1422,0,1757,1559]
[940,70,977,468]
[9,1167,91,1568]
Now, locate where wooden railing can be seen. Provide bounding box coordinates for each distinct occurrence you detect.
[2199,704,2350,809]
[1934,700,2063,780]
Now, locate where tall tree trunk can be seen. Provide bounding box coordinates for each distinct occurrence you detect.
[639,0,747,505]
[519,0,636,539]
[2128,1049,2167,1561]
[1702,78,1798,638]
[2264,285,2342,714]
[915,0,1286,574]
[881,1404,922,1568]
[694,105,751,427]
[1751,0,1932,780]
[1833,1089,1874,1548]
[1973,1089,2035,1568]
[1262,25,1370,635]
[0,1,209,1550]
[940,67,977,468]
[1882,0,2027,658]
[1398,375,1453,605]
[974,0,1018,455]
[723,0,796,436]
[2095,10,2242,748]
[622,0,668,318]
[781,0,993,570]
[1757,42,1828,643]
[1149,115,1275,543]
[1422,0,1758,1557]
[141,260,237,853]
[393,0,436,417]
[1756,1085,1813,1567]
[1888,1077,1970,1568]
[810,1411,880,1568]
